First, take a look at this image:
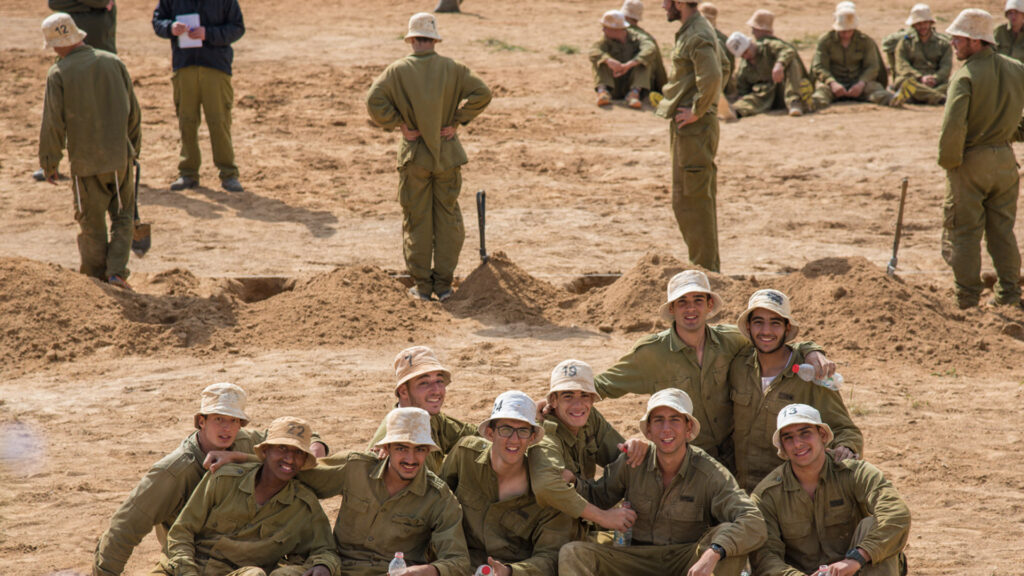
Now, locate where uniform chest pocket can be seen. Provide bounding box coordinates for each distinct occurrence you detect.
[457,485,491,512]
[823,502,856,543]
[500,508,537,543]
[392,513,426,536]
[780,519,813,542]
[341,493,371,514]
[730,390,753,407]
[667,498,706,542]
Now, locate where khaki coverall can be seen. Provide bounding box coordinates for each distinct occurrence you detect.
[160,463,341,576]
[728,346,863,493]
[39,44,140,282]
[732,37,814,117]
[938,46,1024,306]
[367,409,477,474]
[751,458,911,576]
[655,13,723,272]
[366,50,492,298]
[995,23,1024,62]
[589,28,657,98]
[811,30,893,108]
[299,451,471,576]
[893,29,951,105]
[559,445,767,576]
[632,25,669,93]
[440,437,572,575]
[49,0,117,53]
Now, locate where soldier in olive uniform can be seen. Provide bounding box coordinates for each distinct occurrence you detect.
[995,0,1024,61]
[811,7,896,109]
[160,417,341,576]
[726,32,814,117]
[301,407,471,576]
[367,13,492,302]
[752,405,911,576]
[621,0,668,95]
[558,389,767,576]
[728,289,862,493]
[590,9,657,109]
[892,4,952,105]
[698,2,735,97]
[440,391,571,576]
[938,8,1024,309]
[38,13,140,291]
[367,346,477,474]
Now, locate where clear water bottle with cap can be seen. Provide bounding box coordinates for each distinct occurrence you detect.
[613,501,633,546]
[816,564,830,576]
[388,552,407,575]
[474,565,493,576]
[793,363,844,391]
[740,570,751,576]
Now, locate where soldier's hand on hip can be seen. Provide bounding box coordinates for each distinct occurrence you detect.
[674,107,697,128]
[441,125,458,140]
[400,123,421,141]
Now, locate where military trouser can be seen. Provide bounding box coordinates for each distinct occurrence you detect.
[594,62,653,98]
[70,6,117,54]
[72,162,134,281]
[732,62,814,117]
[670,111,720,272]
[154,557,308,576]
[557,526,748,576]
[399,163,465,297]
[811,80,893,109]
[892,77,947,105]
[172,65,238,181]
[942,145,1022,306]
[225,566,308,576]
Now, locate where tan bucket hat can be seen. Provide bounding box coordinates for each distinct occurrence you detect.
[697,3,719,27]
[747,9,775,32]
[1007,0,1024,15]
[405,12,442,42]
[640,388,700,442]
[946,9,996,44]
[547,359,599,403]
[601,10,629,29]
[736,289,800,342]
[621,0,643,22]
[374,407,439,451]
[833,8,859,31]
[194,383,250,429]
[42,13,87,50]
[658,270,724,323]
[772,404,834,459]
[254,416,318,470]
[726,32,754,58]
[834,1,856,16]
[905,4,935,26]
[393,346,451,392]
[477,390,544,443]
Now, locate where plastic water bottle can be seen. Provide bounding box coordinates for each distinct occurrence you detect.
[474,566,493,576]
[816,565,830,576]
[793,363,844,391]
[613,501,633,546]
[388,552,407,575]
[740,570,751,576]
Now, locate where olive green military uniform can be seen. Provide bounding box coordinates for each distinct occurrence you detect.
[50,0,117,54]
[559,446,766,575]
[299,451,471,576]
[881,29,907,84]
[528,408,624,537]
[811,30,893,108]
[893,29,951,105]
[995,23,1024,62]
[440,437,572,575]
[594,323,824,466]
[172,66,239,182]
[632,25,669,93]
[732,37,814,117]
[159,462,341,576]
[712,27,737,97]
[751,458,911,576]
[728,346,863,493]
[938,46,1024,307]
[589,28,657,98]
[367,409,477,474]
[655,13,723,272]
[366,49,492,298]
[39,44,140,282]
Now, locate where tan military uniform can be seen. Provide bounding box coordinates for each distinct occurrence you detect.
[728,346,863,493]
[938,46,1024,306]
[299,451,471,576]
[39,43,140,282]
[368,409,477,474]
[589,28,657,98]
[995,23,1024,62]
[366,49,492,298]
[440,437,571,575]
[751,458,911,576]
[811,30,893,108]
[655,13,723,272]
[732,37,814,117]
[713,27,736,96]
[632,25,669,93]
[559,445,766,575]
[49,0,117,53]
[159,462,341,576]
[893,29,952,105]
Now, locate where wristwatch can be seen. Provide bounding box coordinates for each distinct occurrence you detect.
[710,543,727,560]
[845,548,868,566]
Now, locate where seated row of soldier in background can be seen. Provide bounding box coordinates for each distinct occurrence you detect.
[94,270,910,575]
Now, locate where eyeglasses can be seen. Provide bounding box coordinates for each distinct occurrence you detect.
[494,425,534,439]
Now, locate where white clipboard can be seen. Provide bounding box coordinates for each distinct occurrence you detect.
[176,13,202,49]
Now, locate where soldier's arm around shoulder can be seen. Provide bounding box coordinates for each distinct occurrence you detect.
[439,435,485,492]
[700,453,767,556]
[847,460,911,564]
[425,474,473,576]
[593,332,666,399]
[527,432,589,518]
[749,477,803,576]
[454,63,492,126]
[937,73,971,170]
[590,407,626,467]
[298,451,370,499]
[205,0,245,46]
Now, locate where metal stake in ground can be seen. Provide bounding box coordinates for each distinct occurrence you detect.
[131,159,152,257]
[887,177,908,276]
[476,189,488,263]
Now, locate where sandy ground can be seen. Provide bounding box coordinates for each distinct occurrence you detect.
[1,0,1023,574]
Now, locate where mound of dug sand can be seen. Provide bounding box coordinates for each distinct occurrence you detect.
[447,252,575,325]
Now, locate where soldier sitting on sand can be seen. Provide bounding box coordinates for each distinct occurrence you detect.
[811,6,897,109]
[590,10,658,109]
[891,4,952,106]
[726,31,814,118]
